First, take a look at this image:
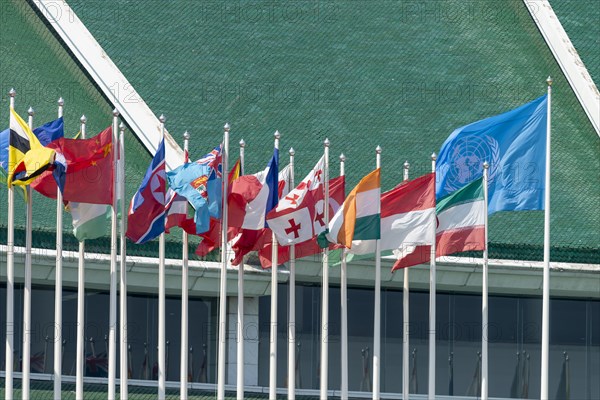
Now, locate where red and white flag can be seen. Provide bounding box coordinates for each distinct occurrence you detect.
[229,165,291,265]
[266,156,324,245]
[259,175,345,268]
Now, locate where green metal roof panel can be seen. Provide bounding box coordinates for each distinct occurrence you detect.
[550,0,600,86]
[1,1,598,262]
[0,0,203,258]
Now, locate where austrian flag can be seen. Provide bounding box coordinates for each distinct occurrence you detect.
[266,156,324,245]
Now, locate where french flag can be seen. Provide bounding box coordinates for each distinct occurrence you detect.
[126,139,167,244]
[228,148,279,230]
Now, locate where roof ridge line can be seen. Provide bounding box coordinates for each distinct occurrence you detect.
[30,0,186,169]
[524,0,600,135]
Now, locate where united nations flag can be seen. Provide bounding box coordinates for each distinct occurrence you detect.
[436,94,548,214]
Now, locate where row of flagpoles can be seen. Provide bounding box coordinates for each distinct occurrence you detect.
[3,76,552,400]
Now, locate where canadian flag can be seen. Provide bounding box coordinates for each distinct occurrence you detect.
[266,156,325,245]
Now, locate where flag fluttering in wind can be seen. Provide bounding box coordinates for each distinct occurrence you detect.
[229,164,290,266]
[260,175,345,268]
[166,145,223,235]
[1,128,10,184]
[31,126,114,204]
[325,168,380,248]
[195,159,241,257]
[436,95,548,214]
[350,173,435,256]
[392,176,485,270]
[33,117,64,146]
[266,156,324,245]
[126,139,167,244]
[69,202,110,241]
[228,148,279,230]
[7,108,59,187]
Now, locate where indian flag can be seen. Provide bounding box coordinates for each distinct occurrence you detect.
[326,168,380,248]
[392,177,485,271]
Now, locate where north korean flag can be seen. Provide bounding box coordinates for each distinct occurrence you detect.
[126,139,167,244]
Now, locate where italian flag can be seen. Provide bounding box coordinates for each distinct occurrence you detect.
[327,168,380,248]
[392,177,485,271]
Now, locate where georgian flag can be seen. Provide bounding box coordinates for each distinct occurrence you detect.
[266,156,324,245]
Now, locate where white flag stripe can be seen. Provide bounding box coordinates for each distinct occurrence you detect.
[351,208,435,255]
[269,208,313,245]
[355,188,380,218]
[437,200,485,233]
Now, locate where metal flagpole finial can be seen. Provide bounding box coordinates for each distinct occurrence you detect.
[404,160,410,170]
[159,114,166,123]
[240,139,246,148]
[483,161,489,169]
[119,122,126,133]
[376,145,382,154]
[340,153,346,162]
[289,147,295,156]
[183,131,190,140]
[80,115,87,124]
[58,97,64,106]
[431,152,437,161]
[224,123,231,132]
[113,108,119,117]
[274,130,280,140]
[28,106,34,116]
[9,88,16,97]
[546,76,553,86]
[324,138,330,147]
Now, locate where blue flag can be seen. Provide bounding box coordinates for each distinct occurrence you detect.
[436,95,548,214]
[195,145,223,218]
[167,161,213,234]
[0,128,8,175]
[33,117,64,146]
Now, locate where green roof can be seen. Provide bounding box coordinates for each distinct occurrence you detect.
[551,0,600,85]
[2,0,599,263]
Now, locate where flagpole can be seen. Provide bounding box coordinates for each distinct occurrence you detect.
[5,88,16,400]
[269,130,281,400]
[76,114,86,400]
[402,160,410,400]
[22,106,35,400]
[540,76,552,400]
[119,122,129,399]
[428,153,437,400]
[320,138,330,400]
[157,115,166,399]
[181,130,191,400]
[108,108,120,400]
[217,123,230,400]
[339,153,348,400]
[372,145,382,400]
[54,97,65,400]
[237,138,246,400]
[287,146,296,400]
[482,162,489,400]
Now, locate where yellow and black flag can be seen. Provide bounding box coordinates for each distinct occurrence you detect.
[7,108,56,187]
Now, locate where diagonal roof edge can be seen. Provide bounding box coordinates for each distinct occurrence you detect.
[31,0,186,170]
[524,0,600,135]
